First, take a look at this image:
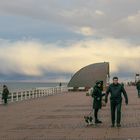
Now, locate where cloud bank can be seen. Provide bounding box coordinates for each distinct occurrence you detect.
[0,38,140,81]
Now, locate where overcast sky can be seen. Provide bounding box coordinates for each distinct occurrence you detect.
[0,0,140,82]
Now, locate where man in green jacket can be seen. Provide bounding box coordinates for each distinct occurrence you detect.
[105,77,128,127]
[136,80,140,98]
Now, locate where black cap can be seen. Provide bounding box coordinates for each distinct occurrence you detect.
[96,80,102,85]
[113,77,118,80]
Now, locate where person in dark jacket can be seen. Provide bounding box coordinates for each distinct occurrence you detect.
[136,80,140,98]
[92,81,105,124]
[2,85,9,105]
[105,77,128,127]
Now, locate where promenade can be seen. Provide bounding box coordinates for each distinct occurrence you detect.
[0,86,140,140]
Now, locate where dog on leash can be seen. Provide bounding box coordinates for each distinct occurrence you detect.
[84,116,93,126]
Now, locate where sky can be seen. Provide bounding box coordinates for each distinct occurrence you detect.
[0,0,140,82]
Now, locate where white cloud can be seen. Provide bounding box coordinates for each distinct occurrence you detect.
[118,10,140,32]
[106,10,140,40]
[0,38,140,80]
[129,11,140,23]
[74,27,95,36]
[95,10,105,16]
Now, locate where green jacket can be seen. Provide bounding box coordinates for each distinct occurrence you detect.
[92,85,105,109]
[2,88,9,99]
[105,83,128,103]
[136,82,140,90]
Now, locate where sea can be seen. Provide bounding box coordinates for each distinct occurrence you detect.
[0,82,68,92]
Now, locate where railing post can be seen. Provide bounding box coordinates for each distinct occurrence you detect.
[50,89,51,95]
[11,92,14,102]
[30,91,32,98]
[44,90,46,96]
[53,88,55,95]
[41,90,43,96]
[46,89,49,96]
[21,92,23,101]
[0,93,2,104]
[24,91,27,100]
[26,91,28,99]
[59,87,61,93]
[56,88,57,94]
[29,91,31,99]
[33,90,35,98]
[40,90,41,97]
[51,88,53,96]
[32,91,35,98]
[38,90,40,97]
[37,90,39,97]
[49,89,51,96]
[36,90,38,98]
[34,90,36,98]
[16,92,19,101]
[52,88,54,95]
[38,90,39,97]
[41,90,42,97]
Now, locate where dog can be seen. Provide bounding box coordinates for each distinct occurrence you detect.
[84,116,93,126]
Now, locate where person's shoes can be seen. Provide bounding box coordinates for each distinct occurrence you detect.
[117,124,121,127]
[98,120,102,123]
[111,124,115,127]
[95,120,102,124]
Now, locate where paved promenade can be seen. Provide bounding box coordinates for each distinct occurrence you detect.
[0,86,140,140]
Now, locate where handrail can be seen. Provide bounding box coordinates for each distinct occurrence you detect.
[0,86,68,104]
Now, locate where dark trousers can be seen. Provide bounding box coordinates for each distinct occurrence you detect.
[3,98,8,104]
[137,90,140,97]
[110,100,122,124]
[94,108,99,121]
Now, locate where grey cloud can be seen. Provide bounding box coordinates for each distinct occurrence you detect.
[0,0,140,41]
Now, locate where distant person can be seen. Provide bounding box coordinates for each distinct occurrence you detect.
[2,85,9,105]
[92,81,105,124]
[136,80,140,98]
[121,82,124,87]
[59,82,62,87]
[105,77,128,127]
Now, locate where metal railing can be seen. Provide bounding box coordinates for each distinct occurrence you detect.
[0,86,68,104]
